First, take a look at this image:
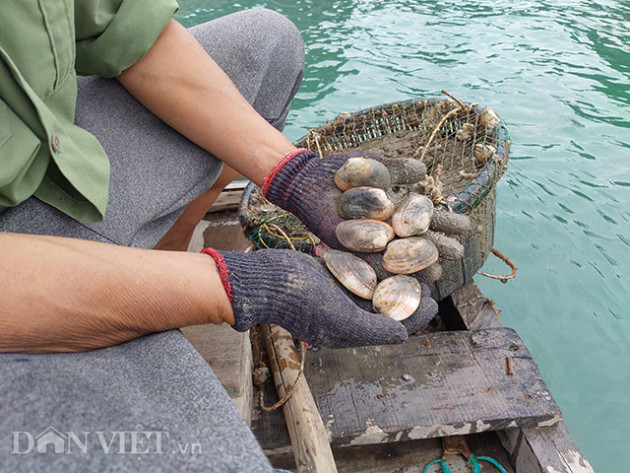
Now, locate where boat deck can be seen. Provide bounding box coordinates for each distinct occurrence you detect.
[183,210,593,473]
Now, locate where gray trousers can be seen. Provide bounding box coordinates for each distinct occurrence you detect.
[0,9,303,472]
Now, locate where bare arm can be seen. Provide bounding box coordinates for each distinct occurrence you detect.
[0,19,294,353]
[0,233,234,353]
[117,18,296,186]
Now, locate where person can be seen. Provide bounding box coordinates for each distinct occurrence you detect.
[0,1,438,471]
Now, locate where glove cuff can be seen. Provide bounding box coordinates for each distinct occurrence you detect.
[201,248,301,333]
[200,248,233,303]
[262,148,319,203]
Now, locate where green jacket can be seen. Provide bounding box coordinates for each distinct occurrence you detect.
[0,0,178,222]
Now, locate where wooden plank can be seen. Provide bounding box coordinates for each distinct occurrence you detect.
[263,325,338,472]
[181,323,253,425]
[207,189,245,213]
[450,282,594,473]
[267,433,516,473]
[305,328,561,447]
[450,281,503,330]
[498,424,595,473]
[207,180,248,213]
[188,211,253,253]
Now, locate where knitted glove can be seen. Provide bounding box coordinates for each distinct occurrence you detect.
[263,148,469,250]
[263,149,370,249]
[201,248,408,348]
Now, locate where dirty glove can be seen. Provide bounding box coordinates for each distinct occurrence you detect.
[263,148,469,295]
[263,148,370,249]
[201,248,408,348]
[262,148,465,251]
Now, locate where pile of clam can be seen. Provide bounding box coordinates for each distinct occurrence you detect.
[318,156,471,322]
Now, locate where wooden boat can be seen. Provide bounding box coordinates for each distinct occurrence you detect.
[182,205,594,473]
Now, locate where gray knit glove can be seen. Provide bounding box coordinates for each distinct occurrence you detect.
[201,248,408,348]
[262,149,377,250]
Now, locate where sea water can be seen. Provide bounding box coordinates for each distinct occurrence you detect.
[176,2,630,470]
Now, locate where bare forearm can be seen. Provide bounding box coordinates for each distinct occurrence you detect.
[117,19,296,186]
[0,233,233,353]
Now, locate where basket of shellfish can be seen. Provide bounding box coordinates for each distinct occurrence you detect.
[238,93,510,301]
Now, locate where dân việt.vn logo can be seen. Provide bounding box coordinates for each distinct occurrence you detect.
[11,425,202,455]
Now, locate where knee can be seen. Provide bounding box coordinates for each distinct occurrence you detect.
[235,9,304,77]
[190,8,304,119]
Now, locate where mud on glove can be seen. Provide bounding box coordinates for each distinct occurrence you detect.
[201,248,408,349]
[263,149,370,249]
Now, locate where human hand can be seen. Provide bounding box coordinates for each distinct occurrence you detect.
[262,149,368,249]
[262,149,427,249]
[263,148,469,305]
[201,248,408,348]
[262,148,468,252]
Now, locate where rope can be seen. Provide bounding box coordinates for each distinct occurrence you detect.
[254,213,318,250]
[259,339,308,412]
[477,248,517,283]
[306,129,326,158]
[414,90,472,162]
[423,454,509,473]
[265,222,296,251]
[476,456,509,473]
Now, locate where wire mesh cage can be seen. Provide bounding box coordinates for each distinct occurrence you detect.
[238,95,510,300]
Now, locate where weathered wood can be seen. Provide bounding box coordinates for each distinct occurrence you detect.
[263,324,338,473]
[181,323,253,425]
[305,328,561,447]
[268,433,515,473]
[450,282,594,473]
[207,180,248,213]
[498,424,595,473]
[187,210,252,253]
[450,281,503,330]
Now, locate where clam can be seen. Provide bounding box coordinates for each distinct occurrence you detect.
[382,236,439,274]
[318,247,377,300]
[334,157,391,191]
[456,123,475,141]
[372,275,422,321]
[392,193,434,237]
[386,158,427,185]
[479,107,500,129]
[473,143,496,164]
[338,187,395,220]
[335,219,395,253]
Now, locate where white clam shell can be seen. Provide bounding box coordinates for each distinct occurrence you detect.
[335,219,395,253]
[319,248,377,300]
[473,143,496,164]
[392,193,434,237]
[382,236,439,274]
[372,275,422,321]
[480,107,500,128]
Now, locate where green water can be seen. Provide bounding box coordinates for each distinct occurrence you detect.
[176,1,630,470]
